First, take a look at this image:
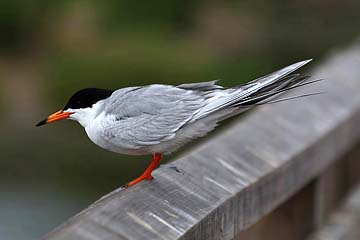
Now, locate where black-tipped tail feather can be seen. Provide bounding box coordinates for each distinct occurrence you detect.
[236,77,324,107]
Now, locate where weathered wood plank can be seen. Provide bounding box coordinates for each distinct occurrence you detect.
[235,182,316,240]
[308,184,360,240]
[314,153,353,228]
[233,142,360,240]
[44,43,360,240]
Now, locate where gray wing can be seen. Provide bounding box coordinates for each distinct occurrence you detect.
[102,84,206,148]
[177,80,223,91]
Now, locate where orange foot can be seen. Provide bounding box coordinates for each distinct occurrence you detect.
[123,153,162,188]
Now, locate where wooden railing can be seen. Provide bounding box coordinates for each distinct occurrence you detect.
[43,42,360,240]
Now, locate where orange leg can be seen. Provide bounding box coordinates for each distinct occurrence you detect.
[125,153,163,188]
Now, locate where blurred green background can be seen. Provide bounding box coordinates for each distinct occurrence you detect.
[0,0,359,239]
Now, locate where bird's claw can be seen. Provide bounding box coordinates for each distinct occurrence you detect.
[121,164,183,189]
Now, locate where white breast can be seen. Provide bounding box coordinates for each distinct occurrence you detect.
[84,113,146,155]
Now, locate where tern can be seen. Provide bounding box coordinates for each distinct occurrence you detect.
[36,60,318,188]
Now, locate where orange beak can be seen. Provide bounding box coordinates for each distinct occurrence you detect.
[36,110,73,127]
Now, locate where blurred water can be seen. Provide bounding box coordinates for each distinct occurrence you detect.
[0,183,89,240]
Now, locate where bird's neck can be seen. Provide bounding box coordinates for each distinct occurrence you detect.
[69,101,104,128]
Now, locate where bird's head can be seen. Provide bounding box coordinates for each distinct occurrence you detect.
[36,88,114,127]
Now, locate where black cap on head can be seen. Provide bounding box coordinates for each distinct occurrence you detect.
[63,88,114,110]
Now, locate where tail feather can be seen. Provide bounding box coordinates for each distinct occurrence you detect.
[252,74,304,96]
[193,59,313,120]
[254,92,326,106]
[237,77,324,107]
[235,59,312,88]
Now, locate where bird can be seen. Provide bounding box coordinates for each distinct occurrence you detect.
[36,59,318,188]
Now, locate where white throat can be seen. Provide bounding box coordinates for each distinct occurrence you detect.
[65,101,104,128]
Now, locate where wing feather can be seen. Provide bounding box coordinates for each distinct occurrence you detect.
[102,85,205,148]
[192,59,312,120]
